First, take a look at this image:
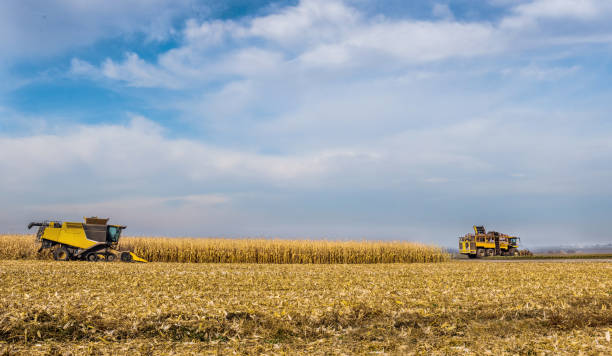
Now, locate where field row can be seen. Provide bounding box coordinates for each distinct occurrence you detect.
[0,261,610,354]
[0,234,449,263]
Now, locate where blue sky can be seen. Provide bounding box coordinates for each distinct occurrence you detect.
[1,0,612,247]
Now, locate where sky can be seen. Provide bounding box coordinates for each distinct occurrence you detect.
[1,0,612,248]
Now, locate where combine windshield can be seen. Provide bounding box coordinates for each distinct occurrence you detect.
[107,226,121,243]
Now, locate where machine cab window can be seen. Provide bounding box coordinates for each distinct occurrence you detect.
[107,226,121,243]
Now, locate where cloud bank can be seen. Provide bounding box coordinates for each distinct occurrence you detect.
[2,0,612,246]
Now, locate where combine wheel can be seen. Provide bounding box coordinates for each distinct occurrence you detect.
[105,253,116,262]
[486,249,494,257]
[120,251,133,262]
[86,253,99,262]
[476,248,485,258]
[468,254,477,259]
[53,247,70,261]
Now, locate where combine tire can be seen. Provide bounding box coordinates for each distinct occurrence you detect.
[53,247,70,261]
[86,253,99,262]
[468,254,477,259]
[105,253,116,262]
[486,249,494,257]
[120,251,133,262]
[476,248,485,258]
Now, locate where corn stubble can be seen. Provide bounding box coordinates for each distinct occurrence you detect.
[0,261,610,355]
[0,234,449,263]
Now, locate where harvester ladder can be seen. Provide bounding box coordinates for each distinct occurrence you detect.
[494,237,500,256]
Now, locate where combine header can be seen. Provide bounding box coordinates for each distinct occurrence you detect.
[28,217,146,262]
[459,225,521,258]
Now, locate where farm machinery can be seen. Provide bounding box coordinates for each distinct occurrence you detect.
[459,225,522,258]
[28,217,146,262]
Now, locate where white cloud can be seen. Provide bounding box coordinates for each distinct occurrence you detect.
[501,0,612,30]
[432,3,454,21]
[339,20,499,62]
[75,0,502,86]
[513,0,603,20]
[71,0,612,89]
[3,111,610,200]
[247,0,360,45]
[70,58,98,76]
[101,53,183,88]
[183,18,242,48]
[0,0,194,59]
[0,116,376,193]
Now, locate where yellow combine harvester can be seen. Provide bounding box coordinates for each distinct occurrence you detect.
[28,217,146,262]
[459,225,520,258]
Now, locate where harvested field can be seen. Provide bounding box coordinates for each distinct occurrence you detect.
[0,260,610,355]
[0,234,449,263]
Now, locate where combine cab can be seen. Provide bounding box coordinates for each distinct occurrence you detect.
[459,225,520,258]
[28,217,146,262]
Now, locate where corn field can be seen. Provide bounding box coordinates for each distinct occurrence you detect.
[0,234,51,260]
[0,234,449,263]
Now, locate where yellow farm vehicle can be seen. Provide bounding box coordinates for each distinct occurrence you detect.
[28,217,146,262]
[459,225,520,258]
